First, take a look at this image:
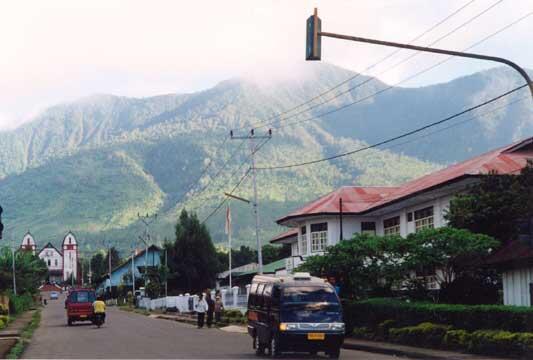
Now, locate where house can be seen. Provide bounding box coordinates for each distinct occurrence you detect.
[96,245,161,294]
[272,136,533,291]
[216,262,258,288]
[23,231,80,284]
[486,236,533,306]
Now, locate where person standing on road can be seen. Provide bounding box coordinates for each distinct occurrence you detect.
[206,292,215,328]
[195,293,208,329]
[214,295,224,324]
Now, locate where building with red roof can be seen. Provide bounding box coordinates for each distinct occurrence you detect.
[271,136,533,281]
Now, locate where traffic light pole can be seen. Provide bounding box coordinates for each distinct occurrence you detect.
[307,9,533,99]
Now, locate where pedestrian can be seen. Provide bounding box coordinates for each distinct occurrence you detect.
[214,295,224,324]
[195,293,208,328]
[206,292,215,328]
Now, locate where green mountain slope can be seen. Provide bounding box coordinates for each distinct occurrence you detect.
[0,64,528,251]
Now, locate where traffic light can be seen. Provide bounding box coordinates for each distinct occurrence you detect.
[306,8,321,61]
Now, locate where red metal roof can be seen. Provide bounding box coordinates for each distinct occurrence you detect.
[485,240,533,265]
[270,228,298,243]
[277,137,533,225]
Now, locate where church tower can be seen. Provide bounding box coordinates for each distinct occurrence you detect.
[62,231,78,282]
[20,231,36,255]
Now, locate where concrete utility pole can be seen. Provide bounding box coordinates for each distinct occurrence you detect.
[138,213,157,285]
[11,234,16,296]
[229,129,272,274]
[306,8,533,100]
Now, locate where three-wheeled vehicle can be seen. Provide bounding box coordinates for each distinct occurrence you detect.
[66,288,96,326]
[247,272,344,358]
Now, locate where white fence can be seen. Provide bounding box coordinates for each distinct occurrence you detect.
[137,286,250,312]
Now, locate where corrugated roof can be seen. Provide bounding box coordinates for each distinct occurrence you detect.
[271,228,298,243]
[277,137,533,225]
[486,240,533,265]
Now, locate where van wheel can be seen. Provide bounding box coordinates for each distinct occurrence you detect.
[67,318,73,326]
[268,335,281,357]
[254,336,264,356]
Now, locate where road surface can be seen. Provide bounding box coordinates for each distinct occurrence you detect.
[24,295,411,359]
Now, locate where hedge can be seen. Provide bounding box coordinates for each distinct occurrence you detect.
[352,321,533,357]
[345,298,533,332]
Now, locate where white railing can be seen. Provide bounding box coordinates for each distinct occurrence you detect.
[286,256,305,272]
[137,286,250,312]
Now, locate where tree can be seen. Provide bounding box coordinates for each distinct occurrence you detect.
[104,247,121,271]
[406,227,499,287]
[90,252,106,282]
[0,248,47,295]
[262,244,291,264]
[167,209,220,293]
[446,161,533,243]
[299,233,412,298]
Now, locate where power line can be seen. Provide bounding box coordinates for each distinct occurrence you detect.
[272,10,532,131]
[201,168,251,224]
[241,0,478,131]
[253,0,503,130]
[256,83,528,170]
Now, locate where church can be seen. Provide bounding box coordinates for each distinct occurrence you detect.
[20,231,79,284]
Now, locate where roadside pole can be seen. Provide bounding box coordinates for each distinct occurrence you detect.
[229,129,272,274]
[12,237,16,295]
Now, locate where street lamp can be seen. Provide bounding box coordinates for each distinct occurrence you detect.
[306,8,533,99]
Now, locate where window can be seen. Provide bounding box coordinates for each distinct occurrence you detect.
[54,259,58,267]
[384,216,401,235]
[414,206,434,232]
[361,222,376,235]
[300,226,307,255]
[310,223,328,253]
[47,259,51,266]
[249,283,258,307]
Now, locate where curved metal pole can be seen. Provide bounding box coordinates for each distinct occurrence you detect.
[319,32,533,99]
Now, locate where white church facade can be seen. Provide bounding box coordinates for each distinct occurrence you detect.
[20,231,79,284]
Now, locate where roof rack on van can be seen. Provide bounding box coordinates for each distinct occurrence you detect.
[292,272,311,280]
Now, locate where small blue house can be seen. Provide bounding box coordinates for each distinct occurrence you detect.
[97,245,161,293]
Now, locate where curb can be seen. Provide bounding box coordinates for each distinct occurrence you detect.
[342,341,445,360]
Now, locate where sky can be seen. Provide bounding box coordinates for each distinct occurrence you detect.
[0,0,531,130]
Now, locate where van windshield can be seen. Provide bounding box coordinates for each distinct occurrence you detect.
[281,286,341,323]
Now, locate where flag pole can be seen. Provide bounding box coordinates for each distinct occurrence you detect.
[227,204,232,289]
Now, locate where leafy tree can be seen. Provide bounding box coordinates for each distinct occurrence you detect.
[104,247,121,271]
[299,233,412,298]
[0,248,47,295]
[405,227,499,288]
[232,246,256,268]
[446,161,533,243]
[262,244,291,264]
[167,209,220,293]
[90,252,106,282]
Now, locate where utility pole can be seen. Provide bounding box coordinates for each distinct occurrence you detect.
[138,213,157,286]
[164,248,168,298]
[88,256,92,286]
[11,234,16,296]
[229,129,272,274]
[306,8,533,99]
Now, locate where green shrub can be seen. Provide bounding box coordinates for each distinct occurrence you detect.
[467,330,533,356]
[376,319,396,340]
[0,315,8,324]
[9,293,34,315]
[389,322,451,348]
[444,329,471,350]
[346,298,533,332]
[351,327,374,340]
[0,319,4,329]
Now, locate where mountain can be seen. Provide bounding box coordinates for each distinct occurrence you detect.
[0,64,530,252]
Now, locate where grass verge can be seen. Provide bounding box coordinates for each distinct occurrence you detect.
[6,310,41,359]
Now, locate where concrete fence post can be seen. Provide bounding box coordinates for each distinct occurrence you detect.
[220,289,227,307]
[232,286,239,307]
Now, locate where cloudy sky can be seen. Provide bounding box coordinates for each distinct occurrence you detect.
[0,0,531,130]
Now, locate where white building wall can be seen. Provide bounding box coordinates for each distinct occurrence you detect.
[503,268,533,306]
[39,249,63,271]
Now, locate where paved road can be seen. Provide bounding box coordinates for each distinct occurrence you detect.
[24,295,411,359]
